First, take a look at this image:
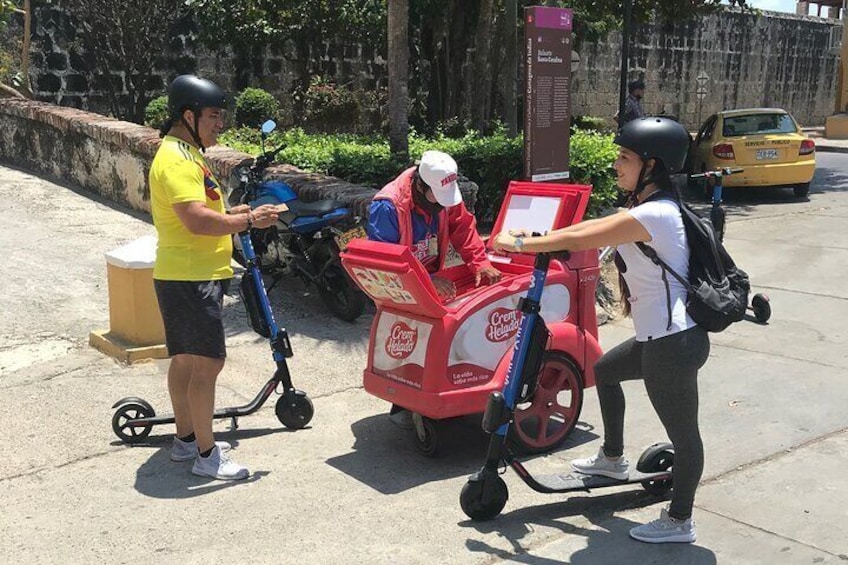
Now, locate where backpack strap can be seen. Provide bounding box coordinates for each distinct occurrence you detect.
[635,242,690,332]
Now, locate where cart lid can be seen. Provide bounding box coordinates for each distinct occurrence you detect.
[485,181,592,263]
[340,239,448,318]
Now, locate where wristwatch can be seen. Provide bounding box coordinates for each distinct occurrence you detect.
[513,237,524,252]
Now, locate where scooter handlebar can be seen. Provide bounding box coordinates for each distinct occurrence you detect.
[690,167,744,179]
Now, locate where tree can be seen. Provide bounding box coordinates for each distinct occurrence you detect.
[388,0,409,159]
[62,0,188,122]
[0,0,32,99]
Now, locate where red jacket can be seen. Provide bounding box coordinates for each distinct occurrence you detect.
[373,166,492,274]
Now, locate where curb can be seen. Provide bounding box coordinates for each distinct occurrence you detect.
[815,144,848,154]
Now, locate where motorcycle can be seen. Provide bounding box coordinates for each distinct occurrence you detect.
[226,119,367,322]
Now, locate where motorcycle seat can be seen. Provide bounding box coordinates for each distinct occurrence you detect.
[286,199,347,218]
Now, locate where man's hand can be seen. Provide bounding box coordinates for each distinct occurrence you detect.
[475,265,502,286]
[250,204,280,229]
[230,204,251,215]
[431,276,457,302]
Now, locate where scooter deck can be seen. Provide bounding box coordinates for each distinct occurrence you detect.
[523,470,669,494]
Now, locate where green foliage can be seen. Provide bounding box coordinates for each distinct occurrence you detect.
[234,87,280,128]
[186,0,386,54]
[569,129,620,217]
[298,76,359,133]
[143,95,169,130]
[219,126,621,221]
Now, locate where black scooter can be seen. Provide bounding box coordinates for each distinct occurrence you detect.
[460,250,674,521]
[111,226,314,444]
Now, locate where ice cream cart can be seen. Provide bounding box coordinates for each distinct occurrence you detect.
[340,181,603,455]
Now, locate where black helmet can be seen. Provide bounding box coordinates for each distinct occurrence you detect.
[167,74,227,119]
[613,117,690,174]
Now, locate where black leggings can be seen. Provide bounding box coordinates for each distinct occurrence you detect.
[594,326,710,520]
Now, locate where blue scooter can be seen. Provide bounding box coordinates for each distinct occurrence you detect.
[111,215,314,443]
[692,167,772,324]
[460,249,674,521]
[228,120,366,322]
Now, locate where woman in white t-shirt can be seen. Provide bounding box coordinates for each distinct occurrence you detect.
[493,117,710,544]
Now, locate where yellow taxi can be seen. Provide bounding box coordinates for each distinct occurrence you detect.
[689,108,816,197]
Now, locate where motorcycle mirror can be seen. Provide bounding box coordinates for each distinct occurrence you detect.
[261,120,277,136]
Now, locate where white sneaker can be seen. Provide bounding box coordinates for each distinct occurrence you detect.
[630,507,697,544]
[170,437,232,462]
[571,446,630,480]
[191,445,249,480]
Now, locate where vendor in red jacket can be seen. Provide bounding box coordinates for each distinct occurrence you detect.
[367,150,502,301]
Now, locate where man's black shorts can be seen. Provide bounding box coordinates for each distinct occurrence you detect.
[153,279,231,358]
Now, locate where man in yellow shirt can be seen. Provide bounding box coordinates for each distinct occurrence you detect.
[151,75,279,480]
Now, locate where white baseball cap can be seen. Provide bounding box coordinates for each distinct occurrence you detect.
[418,150,462,208]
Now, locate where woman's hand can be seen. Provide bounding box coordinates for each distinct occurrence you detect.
[508,228,532,238]
[493,233,520,253]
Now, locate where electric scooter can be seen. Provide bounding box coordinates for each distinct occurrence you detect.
[460,249,674,521]
[111,227,314,444]
[691,167,772,324]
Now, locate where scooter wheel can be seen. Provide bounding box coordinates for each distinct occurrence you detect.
[413,414,439,457]
[275,391,314,429]
[111,401,155,444]
[751,293,771,324]
[637,442,675,497]
[460,474,509,521]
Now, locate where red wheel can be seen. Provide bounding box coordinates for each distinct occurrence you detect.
[510,352,583,454]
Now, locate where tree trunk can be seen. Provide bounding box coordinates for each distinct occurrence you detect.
[504,0,517,137]
[20,0,32,97]
[471,0,494,131]
[388,0,409,159]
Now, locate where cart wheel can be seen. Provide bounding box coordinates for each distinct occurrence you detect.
[751,293,771,324]
[510,352,583,454]
[112,401,155,444]
[460,473,509,521]
[275,391,314,429]
[637,442,675,497]
[412,414,439,457]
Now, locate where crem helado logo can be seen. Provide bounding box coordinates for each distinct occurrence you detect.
[385,322,418,360]
[486,308,521,343]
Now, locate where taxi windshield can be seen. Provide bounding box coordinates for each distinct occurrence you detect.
[722,113,797,137]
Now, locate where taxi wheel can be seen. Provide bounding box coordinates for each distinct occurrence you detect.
[794,183,810,198]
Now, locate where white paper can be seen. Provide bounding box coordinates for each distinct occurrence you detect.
[500,195,562,235]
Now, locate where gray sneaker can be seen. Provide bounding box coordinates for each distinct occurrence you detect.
[191,445,249,481]
[571,446,630,480]
[630,507,697,544]
[170,437,232,462]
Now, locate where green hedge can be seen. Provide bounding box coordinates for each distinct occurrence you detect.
[219,126,620,221]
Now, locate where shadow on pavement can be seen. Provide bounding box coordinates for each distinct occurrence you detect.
[325,414,599,495]
[460,490,717,564]
[125,427,285,499]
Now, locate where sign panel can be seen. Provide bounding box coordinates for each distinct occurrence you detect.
[524,6,573,182]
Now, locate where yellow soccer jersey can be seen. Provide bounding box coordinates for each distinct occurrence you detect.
[150,136,233,281]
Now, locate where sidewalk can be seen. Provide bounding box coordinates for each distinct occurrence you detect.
[802,127,848,153]
[2,160,848,564]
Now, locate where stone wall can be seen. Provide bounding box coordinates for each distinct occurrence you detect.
[574,9,842,127]
[0,99,378,217]
[20,6,842,128]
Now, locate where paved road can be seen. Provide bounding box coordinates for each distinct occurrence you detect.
[1,156,847,564]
